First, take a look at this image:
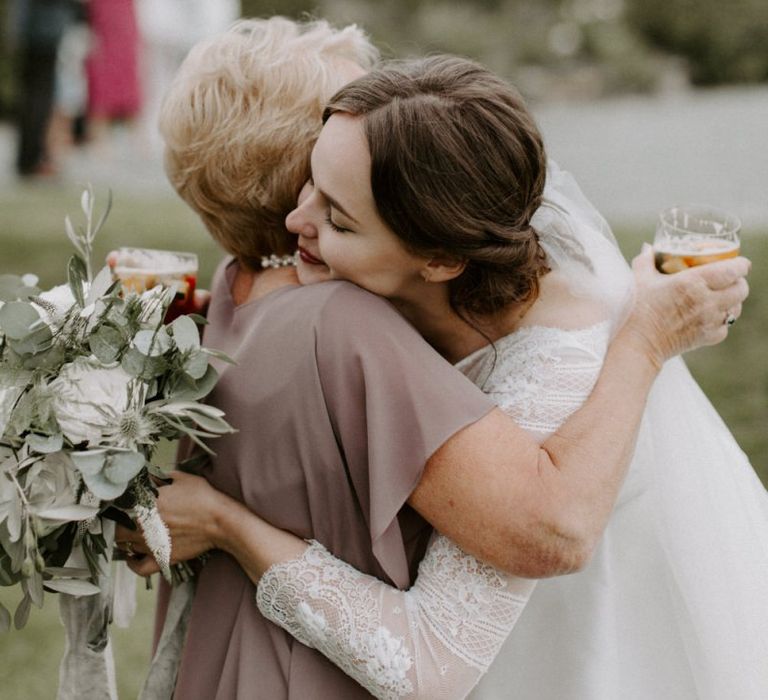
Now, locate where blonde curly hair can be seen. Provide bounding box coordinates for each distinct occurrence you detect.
[160,17,378,268]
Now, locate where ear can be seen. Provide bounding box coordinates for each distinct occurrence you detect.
[420,256,466,283]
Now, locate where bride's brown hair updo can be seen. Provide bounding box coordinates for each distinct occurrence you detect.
[324,55,549,317]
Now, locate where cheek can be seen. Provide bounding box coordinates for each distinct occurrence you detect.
[318,234,351,271]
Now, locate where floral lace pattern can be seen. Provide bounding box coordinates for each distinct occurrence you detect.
[257,538,534,700]
[257,323,610,699]
[457,323,609,441]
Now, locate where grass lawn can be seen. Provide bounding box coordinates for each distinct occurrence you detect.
[0,187,766,696]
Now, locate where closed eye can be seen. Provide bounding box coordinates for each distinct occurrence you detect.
[325,213,351,234]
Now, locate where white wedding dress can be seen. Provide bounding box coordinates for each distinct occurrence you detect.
[257,321,768,700]
[255,165,768,699]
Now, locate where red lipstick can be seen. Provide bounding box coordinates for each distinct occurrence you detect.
[298,247,325,265]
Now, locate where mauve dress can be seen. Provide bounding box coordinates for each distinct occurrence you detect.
[171,260,494,699]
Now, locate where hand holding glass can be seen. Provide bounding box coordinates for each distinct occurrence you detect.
[654,205,740,274]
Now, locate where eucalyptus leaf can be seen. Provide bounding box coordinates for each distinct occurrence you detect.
[93,189,113,237]
[121,346,149,377]
[19,343,64,371]
[25,432,63,454]
[14,592,31,629]
[0,301,42,339]
[0,600,10,632]
[35,505,99,521]
[67,256,87,307]
[81,188,91,218]
[133,328,171,357]
[64,216,84,257]
[5,532,25,572]
[0,368,31,438]
[121,347,167,380]
[8,324,53,357]
[25,570,44,607]
[183,350,209,380]
[186,313,208,326]
[6,389,34,437]
[103,451,144,484]
[79,469,127,501]
[44,578,101,596]
[5,495,22,544]
[70,450,108,477]
[201,347,237,365]
[89,325,123,364]
[171,365,218,401]
[185,411,234,434]
[86,266,114,305]
[170,315,200,352]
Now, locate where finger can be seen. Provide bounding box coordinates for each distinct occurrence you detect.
[127,555,160,577]
[714,277,749,313]
[631,244,656,275]
[115,524,134,540]
[693,256,751,290]
[150,473,174,487]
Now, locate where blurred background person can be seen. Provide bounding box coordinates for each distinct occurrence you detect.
[135,0,239,155]
[46,0,89,165]
[84,0,141,156]
[10,0,76,177]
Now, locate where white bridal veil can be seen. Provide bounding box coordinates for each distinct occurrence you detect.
[471,161,768,699]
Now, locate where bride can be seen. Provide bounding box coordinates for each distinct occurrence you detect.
[124,49,764,700]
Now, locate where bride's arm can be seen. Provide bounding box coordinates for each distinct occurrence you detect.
[124,250,749,583]
[123,252,748,698]
[125,475,535,700]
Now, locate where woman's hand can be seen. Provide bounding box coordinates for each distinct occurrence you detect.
[627,245,750,367]
[114,471,310,581]
[116,471,229,577]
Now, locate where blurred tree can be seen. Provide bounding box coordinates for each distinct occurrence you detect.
[239,0,316,19]
[0,0,15,118]
[626,0,768,84]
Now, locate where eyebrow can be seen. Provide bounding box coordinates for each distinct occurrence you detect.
[318,188,360,225]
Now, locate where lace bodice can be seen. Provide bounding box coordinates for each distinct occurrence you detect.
[256,323,610,699]
[456,322,609,442]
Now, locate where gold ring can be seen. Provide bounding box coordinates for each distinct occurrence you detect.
[118,541,136,556]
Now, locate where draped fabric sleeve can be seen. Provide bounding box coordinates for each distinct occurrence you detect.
[313,285,495,589]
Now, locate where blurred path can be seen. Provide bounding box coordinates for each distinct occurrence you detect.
[535,85,768,230]
[1,84,766,228]
[0,122,174,197]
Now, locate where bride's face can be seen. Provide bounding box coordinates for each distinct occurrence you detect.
[285,114,428,302]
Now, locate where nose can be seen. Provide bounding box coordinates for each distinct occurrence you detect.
[286,188,317,239]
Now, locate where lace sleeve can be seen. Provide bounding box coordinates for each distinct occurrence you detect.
[256,534,535,700]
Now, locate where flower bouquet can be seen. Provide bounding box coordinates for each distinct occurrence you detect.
[0,188,233,642]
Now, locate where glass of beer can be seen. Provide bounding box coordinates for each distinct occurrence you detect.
[654,204,741,274]
[107,247,198,321]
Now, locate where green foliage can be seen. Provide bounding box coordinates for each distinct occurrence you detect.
[625,0,768,85]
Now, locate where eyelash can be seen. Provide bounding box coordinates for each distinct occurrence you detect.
[325,214,350,234]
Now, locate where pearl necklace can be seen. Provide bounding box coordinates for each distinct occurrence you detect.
[260,253,298,269]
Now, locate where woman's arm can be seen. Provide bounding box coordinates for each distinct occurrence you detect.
[410,250,750,576]
[124,478,535,700]
[124,249,749,582]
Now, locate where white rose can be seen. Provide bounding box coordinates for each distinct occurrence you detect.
[49,358,133,445]
[25,452,90,535]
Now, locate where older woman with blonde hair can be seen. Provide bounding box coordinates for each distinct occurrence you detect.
[119,18,753,700]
